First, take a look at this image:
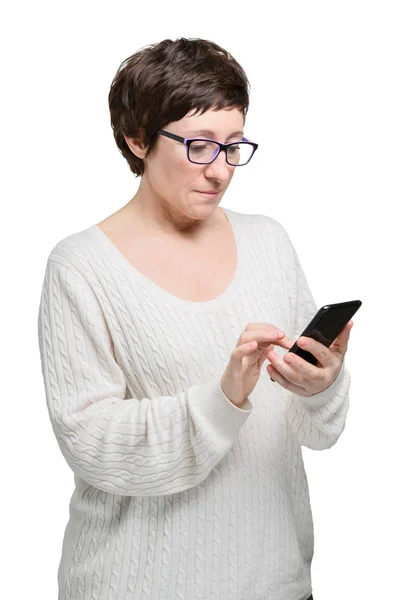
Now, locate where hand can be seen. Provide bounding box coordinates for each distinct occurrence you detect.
[220,323,293,407]
[266,320,353,397]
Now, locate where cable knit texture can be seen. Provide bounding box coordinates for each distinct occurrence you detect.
[37,208,350,600]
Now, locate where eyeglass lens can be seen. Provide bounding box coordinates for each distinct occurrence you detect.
[188,141,254,165]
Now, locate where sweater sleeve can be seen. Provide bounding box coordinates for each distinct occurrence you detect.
[277,222,351,450]
[37,259,253,496]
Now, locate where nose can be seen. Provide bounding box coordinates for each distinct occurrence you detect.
[204,148,232,179]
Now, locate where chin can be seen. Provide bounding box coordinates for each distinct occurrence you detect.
[193,203,220,214]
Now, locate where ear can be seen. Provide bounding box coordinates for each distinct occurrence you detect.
[123,134,148,159]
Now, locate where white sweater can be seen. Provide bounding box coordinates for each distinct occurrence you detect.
[37,207,350,600]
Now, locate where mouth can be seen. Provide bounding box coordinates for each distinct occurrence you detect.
[196,190,221,195]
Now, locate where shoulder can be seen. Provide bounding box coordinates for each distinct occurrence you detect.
[252,212,286,238]
[40,225,101,295]
[226,208,287,243]
[43,224,98,271]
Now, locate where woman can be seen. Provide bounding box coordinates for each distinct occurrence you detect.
[38,37,352,600]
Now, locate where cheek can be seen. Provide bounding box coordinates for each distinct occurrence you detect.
[157,162,182,190]
[165,155,193,181]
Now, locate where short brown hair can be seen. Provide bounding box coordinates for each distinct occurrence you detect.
[108,37,251,178]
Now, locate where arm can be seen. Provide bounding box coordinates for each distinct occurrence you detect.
[37,259,252,496]
[278,223,351,450]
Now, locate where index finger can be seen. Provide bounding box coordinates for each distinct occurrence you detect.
[258,334,294,351]
[245,324,294,351]
[278,334,295,350]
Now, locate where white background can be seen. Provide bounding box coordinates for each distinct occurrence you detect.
[2,1,399,598]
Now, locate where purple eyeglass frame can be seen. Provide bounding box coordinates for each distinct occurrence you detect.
[155,129,259,166]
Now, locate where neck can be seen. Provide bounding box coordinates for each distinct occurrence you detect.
[125,196,225,241]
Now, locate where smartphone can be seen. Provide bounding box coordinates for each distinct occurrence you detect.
[287,300,362,366]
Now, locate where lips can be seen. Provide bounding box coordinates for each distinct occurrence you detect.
[197,190,220,193]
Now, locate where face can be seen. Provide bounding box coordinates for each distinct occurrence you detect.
[125,107,245,223]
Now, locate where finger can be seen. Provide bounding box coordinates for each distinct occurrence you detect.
[231,341,259,363]
[279,335,295,350]
[239,329,284,349]
[258,333,294,351]
[296,336,334,368]
[267,364,309,395]
[257,346,274,369]
[282,350,322,380]
[267,348,321,386]
[243,324,295,346]
[245,325,292,346]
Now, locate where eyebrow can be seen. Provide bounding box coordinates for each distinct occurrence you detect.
[184,129,244,139]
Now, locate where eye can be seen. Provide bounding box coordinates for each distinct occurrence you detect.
[190,144,208,152]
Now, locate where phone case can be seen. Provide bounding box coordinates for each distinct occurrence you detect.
[287,299,362,366]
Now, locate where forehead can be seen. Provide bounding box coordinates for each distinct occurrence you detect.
[184,128,244,139]
[177,107,244,137]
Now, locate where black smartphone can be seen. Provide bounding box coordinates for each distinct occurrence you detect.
[287,300,362,366]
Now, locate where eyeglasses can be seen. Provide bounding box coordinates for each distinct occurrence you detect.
[155,129,259,166]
